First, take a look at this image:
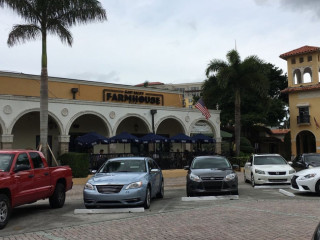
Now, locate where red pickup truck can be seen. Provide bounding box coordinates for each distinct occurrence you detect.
[0,150,73,229]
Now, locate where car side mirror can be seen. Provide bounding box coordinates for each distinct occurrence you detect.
[245,162,252,166]
[287,161,293,165]
[90,170,97,174]
[150,169,160,173]
[184,166,190,170]
[232,164,239,170]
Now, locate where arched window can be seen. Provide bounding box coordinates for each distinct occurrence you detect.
[293,69,302,84]
[303,67,312,83]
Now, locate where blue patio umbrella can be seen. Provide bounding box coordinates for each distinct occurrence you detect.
[109,132,139,143]
[191,134,216,143]
[76,132,109,147]
[168,133,196,143]
[140,133,167,144]
[109,132,139,152]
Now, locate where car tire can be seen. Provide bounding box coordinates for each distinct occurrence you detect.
[251,174,256,188]
[143,186,151,209]
[231,190,239,195]
[315,180,320,195]
[156,180,164,198]
[186,188,194,197]
[244,172,249,183]
[0,194,11,230]
[49,183,66,208]
[85,205,96,209]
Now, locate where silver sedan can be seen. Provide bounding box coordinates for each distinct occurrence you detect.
[83,157,164,209]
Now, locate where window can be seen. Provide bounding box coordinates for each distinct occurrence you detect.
[189,105,193,109]
[298,106,310,124]
[308,55,312,62]
[291,58,296,64]
[29,152,44,168]
[15,153,31,170]
[299,57,304,63]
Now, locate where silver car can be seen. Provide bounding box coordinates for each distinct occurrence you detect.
[83,157,164,209]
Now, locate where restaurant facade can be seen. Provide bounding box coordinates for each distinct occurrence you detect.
[0,71,221,157]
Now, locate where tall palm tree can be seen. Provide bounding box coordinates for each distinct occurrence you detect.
[0,0,107,162]
[205,49,269,156]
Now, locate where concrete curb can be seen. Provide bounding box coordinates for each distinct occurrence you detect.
[74,208,145,214]
[181,195,239,201]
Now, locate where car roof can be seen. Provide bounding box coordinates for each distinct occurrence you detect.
[194,155,227,159]
[253,154,281,157]
[0,149,40,154]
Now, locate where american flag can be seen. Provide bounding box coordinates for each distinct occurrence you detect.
[195,98,211,120]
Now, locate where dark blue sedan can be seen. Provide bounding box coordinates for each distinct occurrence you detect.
[83,157,164,209]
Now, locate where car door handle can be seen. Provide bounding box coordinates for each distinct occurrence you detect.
[28,174,34,178]
[44,172,49,176]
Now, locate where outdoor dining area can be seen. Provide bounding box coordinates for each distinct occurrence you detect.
[75,132,216,170]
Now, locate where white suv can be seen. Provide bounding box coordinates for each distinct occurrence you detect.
[244,154,296,187]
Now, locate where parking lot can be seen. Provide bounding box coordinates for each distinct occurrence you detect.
[1,171,320,239]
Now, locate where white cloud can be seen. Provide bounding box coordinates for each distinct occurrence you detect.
[0,0,319,85]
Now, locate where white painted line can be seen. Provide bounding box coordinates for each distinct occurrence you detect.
[279,189,295,197]
[181,195,239,201]
[74,208,145,214]
[254,185,291,189]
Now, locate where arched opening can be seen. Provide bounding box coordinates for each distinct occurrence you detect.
[293,69,302,84]
[303,67,312,83]
[12,111,60,157]
[114,116,149,155]
[190,120,216,153]
[296,130,316,155]
[68,114,110,153]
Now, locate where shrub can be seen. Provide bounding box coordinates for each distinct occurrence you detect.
[58,152,89,178]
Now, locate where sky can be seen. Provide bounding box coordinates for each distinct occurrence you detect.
[0,0,320,86]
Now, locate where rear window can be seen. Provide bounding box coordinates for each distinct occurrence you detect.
[191,157,231,169]
[0,154,14,172]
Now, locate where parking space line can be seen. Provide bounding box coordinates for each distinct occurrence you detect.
[181,195,239,201]
[279,189,295,197]
[254,185,291,189]
[74,208,145,214]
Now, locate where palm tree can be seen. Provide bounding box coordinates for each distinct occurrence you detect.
[0,0,106,162]
[205,49,269,156]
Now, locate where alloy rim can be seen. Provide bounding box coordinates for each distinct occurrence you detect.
[0,201,7,223]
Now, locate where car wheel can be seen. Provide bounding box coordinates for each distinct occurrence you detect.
[49,183,66,208]
[244,171,249,183]
[0,194,11,230]
[231,190,239,195]
[251,174,256,187]
[85,205,96,209]
[156,180,164,198]
[186,188,194,197]
[315,180,320,195]
[143,186,151,209]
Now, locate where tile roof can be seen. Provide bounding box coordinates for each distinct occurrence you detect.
[279,45,320,60]
[134,82,164,87]
[271,129,290,135]
[281,83,320,94]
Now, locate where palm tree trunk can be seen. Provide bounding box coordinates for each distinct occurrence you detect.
[234,89,241,157]
[40,31,49,163]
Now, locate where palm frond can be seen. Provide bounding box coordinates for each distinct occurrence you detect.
[227,49,241,66]
[7,24,41,46]
[205,59,227,77]
[47,19,73,46]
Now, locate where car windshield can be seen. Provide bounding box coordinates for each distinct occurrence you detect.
[191,157,231,169]
[0,154,14,172]
[99,160,146,173]
[305,155,320,164]
[254,156,287,165]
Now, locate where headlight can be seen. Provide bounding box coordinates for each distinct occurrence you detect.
[84,182,95,190]
[308,165,314,169]
[301,173,316,180]
[225,173,236,181]
[289,169,296,174]
[189,173,201,182]
[255,169,265,174]
[125,181,143,189]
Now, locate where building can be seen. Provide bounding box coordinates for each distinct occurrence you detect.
[280,45,320,156]
[0,71,221,157]
[135,81,203,108]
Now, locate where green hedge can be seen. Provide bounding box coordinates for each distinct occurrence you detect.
[58,152,89,178]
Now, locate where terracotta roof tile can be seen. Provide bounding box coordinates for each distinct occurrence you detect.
[271,129,290,135]
[281,83,320,94]
[134,82,164,87]
[280,45,320,60]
